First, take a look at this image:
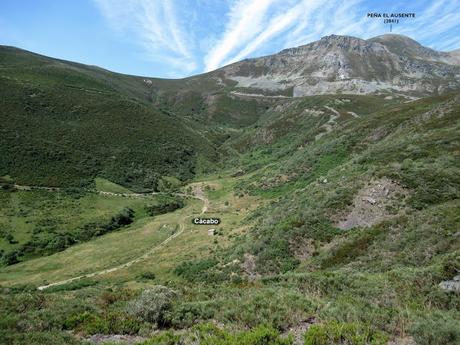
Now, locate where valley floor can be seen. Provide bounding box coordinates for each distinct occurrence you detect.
[1,92,459,345]
[1,172,458,345]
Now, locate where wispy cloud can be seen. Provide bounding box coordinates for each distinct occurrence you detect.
[224,0,324,66]
[206,0,375,69]
[204,0,278,72]
[94,0,197,75]
[94,0,460,76]
[398,0,460,51]
[207,0,460,71]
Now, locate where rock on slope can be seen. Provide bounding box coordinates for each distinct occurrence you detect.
[216,34,460,97]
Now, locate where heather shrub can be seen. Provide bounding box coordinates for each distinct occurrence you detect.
[126,286,176,326]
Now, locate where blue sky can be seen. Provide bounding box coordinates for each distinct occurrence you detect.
[1,0,460,78]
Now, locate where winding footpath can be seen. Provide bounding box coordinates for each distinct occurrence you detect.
[315,106,360,140]
[36,186,208,291]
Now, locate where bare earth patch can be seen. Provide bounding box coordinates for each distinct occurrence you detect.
[241,253,260,280]
[336,178,409,230]
[283,317,318,345]
[84,334,146,344]
[289,237,315,261]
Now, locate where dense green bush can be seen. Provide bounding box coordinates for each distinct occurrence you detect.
[144,324,293,345]
[64,310,141,335]
[167,285,313,330]
[410,311,460,345]
[2,207,135,265]
[2,250,19,265]
[145,197,184,217]
[167,301,218,328]
[173,258,220,283]
[319,227,384,269]
[304,322,388,345]
[126,286,177,326]
[139,271,156,280]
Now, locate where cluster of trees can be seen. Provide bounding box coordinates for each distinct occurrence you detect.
[144,196,184,217]
[0,207,135,266]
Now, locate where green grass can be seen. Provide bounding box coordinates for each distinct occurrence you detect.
[95,178,132,193]
[0,189,165,263]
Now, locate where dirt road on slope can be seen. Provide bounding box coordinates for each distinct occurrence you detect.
[98,189,208,214]
[37,186,208,290]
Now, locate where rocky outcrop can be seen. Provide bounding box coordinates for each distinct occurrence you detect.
[218,34,460,98]
[336,178,409,230]
[439,275,460,292]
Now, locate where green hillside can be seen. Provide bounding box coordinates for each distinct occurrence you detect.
[0,46,459,345]
[0,46,218,190]
[226,92,459,273]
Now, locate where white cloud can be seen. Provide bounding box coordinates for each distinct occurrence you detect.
[94,0,460,76]
[94,0,196,75]
[224,0,324,66]
[393,0,460,52]
[204,0,278,72]
[205,0,375,70]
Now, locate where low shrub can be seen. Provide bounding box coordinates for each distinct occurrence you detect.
[64,310,140,335]
[145,324,293,345]
[0,331,85,345]
[126,286,176,326]
[173,258,220,283]
[319,227,383,269]
[145,197,184,217]
[44,279,98,293]
[410,311,460,345]
[304,322,388,345]
[139,271,156,280]
[168,300,218,328]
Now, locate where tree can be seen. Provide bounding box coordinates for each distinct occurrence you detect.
[3,250,19,265]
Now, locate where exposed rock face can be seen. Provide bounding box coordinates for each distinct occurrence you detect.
[336,178,409,230]
[219,34,460,97]
[439,275,460,292]
[85,334,146,344]
[241,253,259,280]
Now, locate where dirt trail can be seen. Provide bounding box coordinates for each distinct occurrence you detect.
[98,190,207,214]
[14,184,61,192]
[37,186,208,291]
[230,91,291,99]
[315,106,341,140]
[191,184,209,214]
[315,106,361,140]
[347,111,360,118]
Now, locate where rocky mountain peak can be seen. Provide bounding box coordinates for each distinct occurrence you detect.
[219,34,460,98]
[368,34,453,62]
[280,35,374,57]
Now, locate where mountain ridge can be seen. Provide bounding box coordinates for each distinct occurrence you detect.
[1,33,460,188]
[217,33,460,97]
